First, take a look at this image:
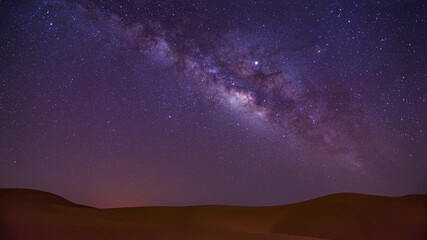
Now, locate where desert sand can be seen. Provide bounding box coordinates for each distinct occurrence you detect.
[0,188,425,240]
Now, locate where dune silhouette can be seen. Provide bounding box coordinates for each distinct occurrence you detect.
[0,189,425,240]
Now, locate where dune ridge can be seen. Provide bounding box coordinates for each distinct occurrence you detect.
[0,188,425,240]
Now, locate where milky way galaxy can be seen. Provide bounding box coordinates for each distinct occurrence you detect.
[1,0,426,207]
[83,3,375,164]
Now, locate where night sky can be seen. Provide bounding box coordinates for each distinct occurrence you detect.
[1,0,426,208]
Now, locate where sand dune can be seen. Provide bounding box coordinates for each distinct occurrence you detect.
[0,189,425,240]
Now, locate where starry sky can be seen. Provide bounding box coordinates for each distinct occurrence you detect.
[1,0,426,208]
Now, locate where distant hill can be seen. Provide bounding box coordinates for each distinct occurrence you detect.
[0,188,425,240]
[0,188,90,207]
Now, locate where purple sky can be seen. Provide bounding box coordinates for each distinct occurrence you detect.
[1,0,426,208]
